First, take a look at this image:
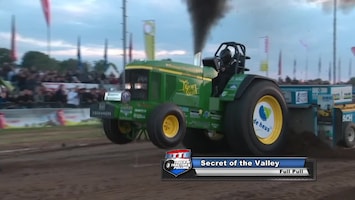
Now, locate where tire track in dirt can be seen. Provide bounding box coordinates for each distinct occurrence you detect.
[214,160,355,200]
[2,136,355,200]
[0,144,165,200]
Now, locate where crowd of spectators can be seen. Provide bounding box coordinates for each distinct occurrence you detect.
[0,63,121,109]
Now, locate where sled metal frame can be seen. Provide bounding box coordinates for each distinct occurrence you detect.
[280,84,354,148]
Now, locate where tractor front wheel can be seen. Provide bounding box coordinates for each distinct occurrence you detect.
[225,81,288,155]
[147,103,187,149]
[102,119,135,144]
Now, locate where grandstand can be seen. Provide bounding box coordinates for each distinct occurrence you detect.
[0,64,120,109]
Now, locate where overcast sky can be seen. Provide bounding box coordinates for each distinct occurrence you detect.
[0,0,355,81]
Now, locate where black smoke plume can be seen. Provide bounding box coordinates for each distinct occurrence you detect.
[184,0,231,54]
[307,0,355,14]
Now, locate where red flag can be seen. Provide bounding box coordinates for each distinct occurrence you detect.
[41,0,51,27]
[10,15,17,62]
[351,47,355,56]
[278,50,282,76]
[128,33,133,62]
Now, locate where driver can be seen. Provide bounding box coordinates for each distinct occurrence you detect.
[212,48,237,96]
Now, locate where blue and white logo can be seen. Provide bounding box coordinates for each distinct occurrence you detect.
[163,149,192,177]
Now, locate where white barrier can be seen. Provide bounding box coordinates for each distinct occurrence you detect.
[42,82,100,91]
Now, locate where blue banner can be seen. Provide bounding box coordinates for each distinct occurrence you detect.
[192,157,306,168]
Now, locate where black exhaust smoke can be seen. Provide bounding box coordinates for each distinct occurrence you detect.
[184,0,231,54]
[307,0,355,13]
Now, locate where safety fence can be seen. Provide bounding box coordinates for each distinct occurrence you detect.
[0,108,100,129]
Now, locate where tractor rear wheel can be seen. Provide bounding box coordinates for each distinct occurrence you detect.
[102,119,134,144]
[225,81,288,155]
[182,128,229,154]
[147,103,187,149]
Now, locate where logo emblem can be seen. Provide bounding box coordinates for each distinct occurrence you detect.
[121,91,131,103]
[259,105,271,121]
[163,149,192,177]
[144,23,154,35]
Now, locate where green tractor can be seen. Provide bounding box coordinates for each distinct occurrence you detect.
[90,42,288,155]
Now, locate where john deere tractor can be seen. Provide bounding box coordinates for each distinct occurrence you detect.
[90,42,288,155]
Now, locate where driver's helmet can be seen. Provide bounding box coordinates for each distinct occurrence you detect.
[219,48,232,65]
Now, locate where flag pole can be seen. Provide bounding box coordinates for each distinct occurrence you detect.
[122,0,127,85]
[40,0,51,57]
[47,26,51,57]
[349,59,352,80]
[10,15,17,64]
[333,0,337,84]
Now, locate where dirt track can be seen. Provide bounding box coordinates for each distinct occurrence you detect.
[1,130,355,200]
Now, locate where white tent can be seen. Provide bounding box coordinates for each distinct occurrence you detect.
[104,64,120,78]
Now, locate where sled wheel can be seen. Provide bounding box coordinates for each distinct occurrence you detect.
[147,103,187,149]
[102,119,134,144]
[225,80,288,155]
[342,122,355,148]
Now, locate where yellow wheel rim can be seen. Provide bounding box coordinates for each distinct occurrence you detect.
[162,115,180,138]
[118,122,132,134]
[252,95,283,145]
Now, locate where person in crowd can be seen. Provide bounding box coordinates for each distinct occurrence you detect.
[17,89,35,108]
[66,86,80,108]
[33,86,45,103]
[97,88,106,102]
[0,87,8,106]
[16,69,28,91]
[25,73,39,91]
[43,89,54,103]
[53,84,67,106]
[7,65,16,82]
[80,88,98,105]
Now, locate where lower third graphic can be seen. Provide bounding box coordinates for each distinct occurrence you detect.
[163,149,192,177]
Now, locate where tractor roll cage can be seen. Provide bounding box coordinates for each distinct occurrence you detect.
[202,42,250,73]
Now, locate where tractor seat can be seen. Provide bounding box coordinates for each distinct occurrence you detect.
[202,57,220,72]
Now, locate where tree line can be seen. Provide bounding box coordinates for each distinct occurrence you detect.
[2,47,355,87]
[0,48,115,74]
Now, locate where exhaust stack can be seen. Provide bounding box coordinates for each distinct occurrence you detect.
[193,52,202,67]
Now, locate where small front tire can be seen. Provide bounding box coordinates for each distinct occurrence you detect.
[147,103,187,149]
[102,119,134,144]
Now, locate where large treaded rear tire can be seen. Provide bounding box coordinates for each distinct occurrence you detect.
[224,80,288,155]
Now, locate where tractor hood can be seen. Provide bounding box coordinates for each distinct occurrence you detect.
[125,60,217,80]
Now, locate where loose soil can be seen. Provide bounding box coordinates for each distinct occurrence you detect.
[0,127,355,200]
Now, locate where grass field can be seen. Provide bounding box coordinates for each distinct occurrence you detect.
[0,125,107,150]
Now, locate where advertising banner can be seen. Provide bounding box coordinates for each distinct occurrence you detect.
[42,82,99,91]
[0,108,100,129]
